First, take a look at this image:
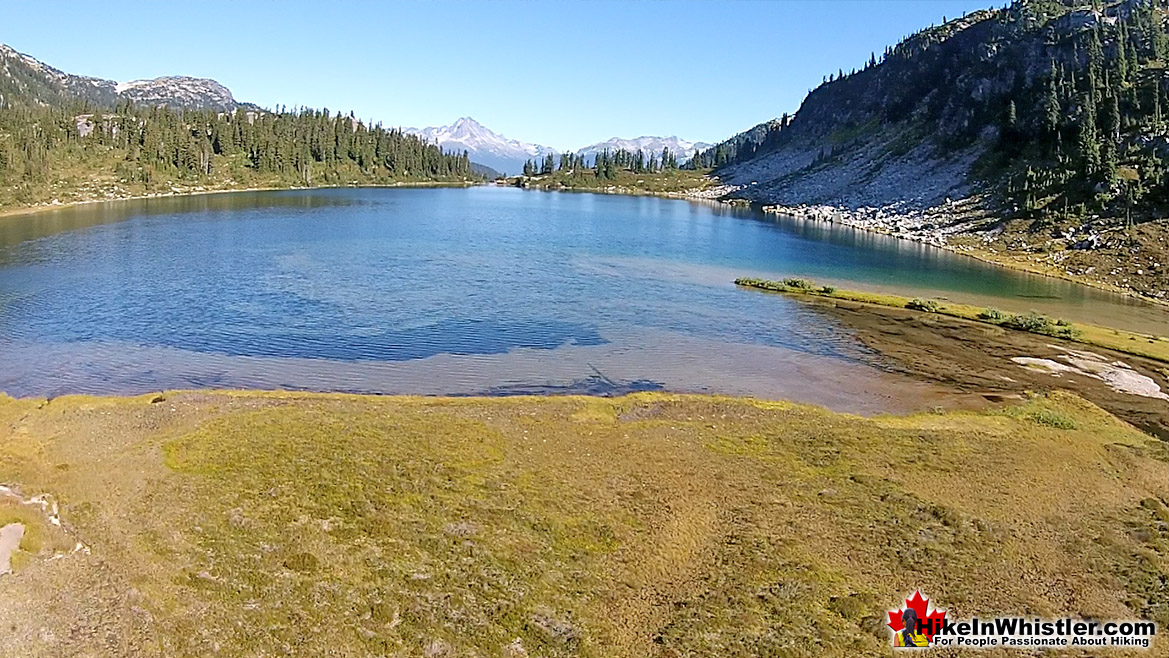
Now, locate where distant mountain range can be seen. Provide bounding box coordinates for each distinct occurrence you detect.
[403,117,556,176]
[405,117,710,175]
[1,42,710,179]
[0,43,245,111]
[575,136,711,165]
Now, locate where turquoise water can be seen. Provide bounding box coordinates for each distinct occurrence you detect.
[0,186,1163,405]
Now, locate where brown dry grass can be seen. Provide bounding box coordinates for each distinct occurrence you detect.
[0,391,1167,656]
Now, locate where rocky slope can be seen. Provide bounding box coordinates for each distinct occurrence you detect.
[705,0,1169,301]
[0,43,243,111]
[114,76,238,111]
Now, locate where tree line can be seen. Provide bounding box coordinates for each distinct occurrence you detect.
[996,0,1169,220]
[520,146,684,180]
[692,0,1169,223]
[0,99,476,205]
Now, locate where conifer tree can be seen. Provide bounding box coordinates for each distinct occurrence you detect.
[1078,91,1100,177]
[1044,61,1062,136]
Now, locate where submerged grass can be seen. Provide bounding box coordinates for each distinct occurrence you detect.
[735,277,1169,362]
[0,390,1168,656]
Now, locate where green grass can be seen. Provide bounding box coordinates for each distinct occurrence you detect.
[0,498,73,570]
[513,168,714,196]
[997,399,1081,430]
[1,390,1168,656]
[734,277,1169,362]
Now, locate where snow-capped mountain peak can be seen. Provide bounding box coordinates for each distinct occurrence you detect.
[404,117,557,175]
[574,135,712,162]
[404,117,712,175]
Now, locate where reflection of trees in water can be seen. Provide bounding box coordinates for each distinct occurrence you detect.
[0,189,362,259]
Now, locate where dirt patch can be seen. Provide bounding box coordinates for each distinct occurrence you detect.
[802,298,1169,439]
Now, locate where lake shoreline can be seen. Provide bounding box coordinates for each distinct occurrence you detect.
[743,199,1169,309]
[0,180,483,221]
[733,277,1169,361]
[7,178,1164,311]
[526,180,1169,309]
[730,278,1169,438]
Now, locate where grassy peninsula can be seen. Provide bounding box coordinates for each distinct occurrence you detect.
[509,158,715,197]
[735,277,1169,363]
[3,390,1169,657]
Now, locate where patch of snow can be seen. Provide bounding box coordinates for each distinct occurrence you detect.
[1011,349,1169,401]
[1010,357,1081,377]
[115,80,147,93]
[0,523,24,575]
[405,117,556,159]
[575,135,711,162]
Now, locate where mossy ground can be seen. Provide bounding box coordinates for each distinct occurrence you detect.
[0,390,1167,656]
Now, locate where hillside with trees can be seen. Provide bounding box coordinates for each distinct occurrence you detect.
[0,47,480,211]
[701,0,1169,300]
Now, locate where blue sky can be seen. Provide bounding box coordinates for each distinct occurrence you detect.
[5,0,991,149]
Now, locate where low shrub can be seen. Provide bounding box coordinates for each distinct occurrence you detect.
[1001,312,1078,339]
[978,308,1007,322]
[906,298,940,313]
[735,278,785,292]
[1026,408,1079,430]
[820,285,837,294]
[783,278,814,290]
[1002,312,1051,333]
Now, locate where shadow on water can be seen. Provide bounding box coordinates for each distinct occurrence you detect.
[2,186,1166,400]
[466,373,667,397]
[261,376,665,398]
[152,318,608,362]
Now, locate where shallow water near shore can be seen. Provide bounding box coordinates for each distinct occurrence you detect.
[0,186,1164,408]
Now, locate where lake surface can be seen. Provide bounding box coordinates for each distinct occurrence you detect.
[0,186,1164,411]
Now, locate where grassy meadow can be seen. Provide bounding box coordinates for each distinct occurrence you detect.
[1,390,1168,656]
[513,168,715,196]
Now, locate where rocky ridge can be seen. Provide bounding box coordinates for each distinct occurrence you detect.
[700,0,1169,302]
[0,43,241,110]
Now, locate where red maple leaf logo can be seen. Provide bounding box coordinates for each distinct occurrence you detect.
[888,590,947,641]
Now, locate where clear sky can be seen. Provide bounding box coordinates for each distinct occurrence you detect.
[4,0,991,150]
